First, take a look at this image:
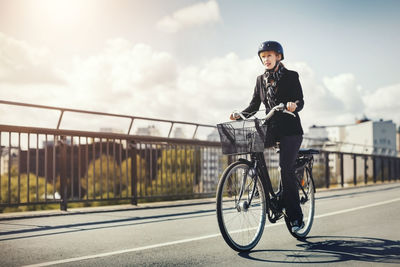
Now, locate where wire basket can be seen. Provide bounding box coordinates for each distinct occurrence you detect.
[217,119,267,155]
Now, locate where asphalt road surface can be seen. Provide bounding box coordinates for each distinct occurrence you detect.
[1,182,400,266]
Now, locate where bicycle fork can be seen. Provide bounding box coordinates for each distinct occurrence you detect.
[236,161,258,212]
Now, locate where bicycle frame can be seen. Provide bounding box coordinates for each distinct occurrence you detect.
[233,153,281,220]
[237,159,258,209]
[236,150,315,221]
[216,145,318,251]
[216,105,319,251]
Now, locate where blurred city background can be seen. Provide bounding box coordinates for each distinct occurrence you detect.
[0,0,399,211]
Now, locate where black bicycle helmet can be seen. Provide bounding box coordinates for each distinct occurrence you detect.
[258,41,284,60]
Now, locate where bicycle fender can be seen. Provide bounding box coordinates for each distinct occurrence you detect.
[238,158,253,167]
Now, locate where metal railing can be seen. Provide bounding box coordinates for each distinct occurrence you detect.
[309,151,400,189]
[0,124,221,211]
[225,147,400,190]
[0,100,215,138]
[0,100,399,211]
[0,100,221,211]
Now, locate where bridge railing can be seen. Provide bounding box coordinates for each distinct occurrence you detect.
[0,100,222,211]
[0,124,224,211]
[309,151,400,189]
[0,100,399,211]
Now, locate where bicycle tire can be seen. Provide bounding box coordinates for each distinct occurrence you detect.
[285,166,315,239]
[216,159,267,252]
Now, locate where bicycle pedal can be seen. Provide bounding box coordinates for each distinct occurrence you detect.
[269,212,283,223]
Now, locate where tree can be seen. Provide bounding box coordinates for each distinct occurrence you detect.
[1,166,56,210]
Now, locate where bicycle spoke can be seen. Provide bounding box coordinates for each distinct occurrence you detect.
[216,161,266,251]
[286,165,315,238]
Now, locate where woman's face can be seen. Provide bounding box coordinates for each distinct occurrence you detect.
[259,51,281,70]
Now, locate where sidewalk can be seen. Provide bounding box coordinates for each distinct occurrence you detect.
[0,197,216,221]
[1,180,399,221]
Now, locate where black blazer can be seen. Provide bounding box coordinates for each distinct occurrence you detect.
[242,68,304,137]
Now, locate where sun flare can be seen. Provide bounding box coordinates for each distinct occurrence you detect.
[30,0,88,26]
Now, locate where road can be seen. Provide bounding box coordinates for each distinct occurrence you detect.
[1,183,400,266]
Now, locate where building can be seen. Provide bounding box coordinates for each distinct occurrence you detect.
[135,125,161,137]
[200,129,223,192]
[306,119,397,156]
[0,147,18,175]
[305,119,397,186]
[99,127,124,134]
[172,127,186,139]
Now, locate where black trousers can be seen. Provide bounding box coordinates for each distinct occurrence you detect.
[279,135,303,222]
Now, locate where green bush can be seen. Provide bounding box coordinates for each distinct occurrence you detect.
[1,166,56,212]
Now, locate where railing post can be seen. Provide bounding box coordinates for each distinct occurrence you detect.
[340,153,344,187]
[325,152,330,188]
[381,157,385,182]
[372,156,376,183]
[393,158,395,181]
[59,135,68,211]
[353,154,357,186]
[392,158,395,181]
[364,156,368,184]
[397,158,400,181]
[130,141,138,205]
[388,158,392,182]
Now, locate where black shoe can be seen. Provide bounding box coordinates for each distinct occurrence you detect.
[291,219,305,233]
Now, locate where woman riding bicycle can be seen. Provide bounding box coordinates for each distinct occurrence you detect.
[231,40,305,232]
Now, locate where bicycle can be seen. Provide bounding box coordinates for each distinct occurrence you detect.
[216,103,319,252]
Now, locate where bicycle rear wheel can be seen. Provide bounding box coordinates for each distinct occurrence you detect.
[285,166,315,239]
[216,160,267,252]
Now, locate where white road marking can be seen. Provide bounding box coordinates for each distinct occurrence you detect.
[22,197,400,267]
[314,197,400,219]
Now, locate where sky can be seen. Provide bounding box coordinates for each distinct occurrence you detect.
[0,0,400,135]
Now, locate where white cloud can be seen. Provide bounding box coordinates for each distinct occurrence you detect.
[0,32,65,84]
[156,0,221,33]
[176,53,262,123]
[65,43,263,126]
[363,83,400,123]
[287,63,368,129]
[0,32,398,136]
[323,73,364,112]
[66,39,179,114]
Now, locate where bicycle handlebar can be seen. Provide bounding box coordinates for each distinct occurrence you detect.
[232,102,296,121]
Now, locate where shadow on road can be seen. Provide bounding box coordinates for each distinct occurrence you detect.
[239,236,400,264]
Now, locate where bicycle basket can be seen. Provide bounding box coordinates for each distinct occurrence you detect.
[217,119,267,155]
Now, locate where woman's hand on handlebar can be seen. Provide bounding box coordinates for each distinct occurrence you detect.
[286,102,297,112]
[230,112,241,120]
[229,103,297,122]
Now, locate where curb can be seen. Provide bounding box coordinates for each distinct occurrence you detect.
[1,181,399,221]
[0,197,216,221]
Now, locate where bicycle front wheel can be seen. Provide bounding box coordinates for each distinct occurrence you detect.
[285,166,315,239]
[216,160,267,252]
